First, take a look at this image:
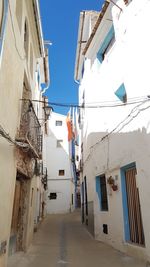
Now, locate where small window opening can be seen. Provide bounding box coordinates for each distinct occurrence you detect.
[56,120,62,126]
[103,224,108,234]
[24,20,29,57]
[100,175,108,211]
[57,140,63,147]
[59,170,65,176]
[48,193,57,200]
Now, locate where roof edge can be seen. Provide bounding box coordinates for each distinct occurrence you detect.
[83,1,110,56]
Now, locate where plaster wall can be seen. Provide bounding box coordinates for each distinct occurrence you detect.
[0,1,24,264]
[47,180,72,214]
[46,112,74,214]
[78,0,150,261]
[0,1,45,265]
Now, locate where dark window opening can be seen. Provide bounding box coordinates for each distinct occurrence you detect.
[48,193,57,200]
[100,175,108,211]
[57,140,63,147]
[59,170,65,176]
[103,224,108,234]
[24,20,29,56]
[56,120,62,126]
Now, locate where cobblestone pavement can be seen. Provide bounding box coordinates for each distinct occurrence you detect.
[8,211,146,267]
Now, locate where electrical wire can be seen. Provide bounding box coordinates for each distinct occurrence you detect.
[0,124,29,148]
[21,95,150,109]
[83,99,150,165]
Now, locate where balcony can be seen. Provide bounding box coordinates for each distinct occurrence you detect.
[16,100,42,158]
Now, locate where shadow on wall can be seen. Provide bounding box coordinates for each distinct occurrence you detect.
[81,127,150,236]
[84,127,150,172]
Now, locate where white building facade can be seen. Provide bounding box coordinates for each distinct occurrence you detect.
[46,112,75,214]
[75,0,150,262]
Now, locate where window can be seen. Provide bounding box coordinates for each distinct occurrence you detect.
[59,170,65,176]
[57,140,63,147]
[115,83,127,103]
[81,61,84,77]
[76,155,79,161]
[24,19,29,57]
[48,193,57,200]
[101,35,115,61]
[100,175,108,211]
[72,194,74,205]
[97,26,115,63]
[96,174,108,211]
[56,120,62,126]
[103,224,108,234]
[30,44,33,78]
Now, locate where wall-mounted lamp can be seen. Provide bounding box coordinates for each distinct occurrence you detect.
[43,105,53,120]
[20,99,54,122]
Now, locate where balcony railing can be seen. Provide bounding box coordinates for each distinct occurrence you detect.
[16,100,42,158]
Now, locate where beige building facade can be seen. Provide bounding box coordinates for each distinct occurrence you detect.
[0,1,49,266]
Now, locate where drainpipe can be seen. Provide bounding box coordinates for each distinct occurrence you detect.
[41,42,52,95]
[0,0,9,68]
[75,11,85,82]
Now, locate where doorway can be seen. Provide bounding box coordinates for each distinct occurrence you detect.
[9,172,29,255]
[121,163,145,246]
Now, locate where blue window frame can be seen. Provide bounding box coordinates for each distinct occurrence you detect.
[81,61,84,77]
[97,26,115,63]
[115,83,127,103]
[96,174,108,211]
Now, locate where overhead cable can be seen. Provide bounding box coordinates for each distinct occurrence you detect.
[21,95,150,109]
[84,99,150,164]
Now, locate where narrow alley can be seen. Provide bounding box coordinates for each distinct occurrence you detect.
[8,211,146,267]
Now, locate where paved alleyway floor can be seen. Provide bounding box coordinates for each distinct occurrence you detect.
[8,211,146,267]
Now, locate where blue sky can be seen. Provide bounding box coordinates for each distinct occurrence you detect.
[40,0,104,115]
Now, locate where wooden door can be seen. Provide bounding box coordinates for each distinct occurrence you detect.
[125,168,145,245]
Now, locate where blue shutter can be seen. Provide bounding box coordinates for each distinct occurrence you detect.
[115,83,127,103]
[97,26,115,63]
